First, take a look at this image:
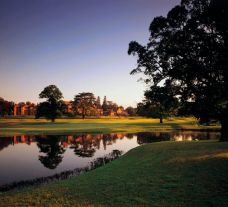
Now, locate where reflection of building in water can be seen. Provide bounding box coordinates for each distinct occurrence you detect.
[0,132,220,152]
[171,132,220,141]
[12,135,35,145]
[0,133,129,152]
[173,134,193,141]
[137,132,170,145]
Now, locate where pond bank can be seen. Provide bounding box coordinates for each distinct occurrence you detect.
[1,140,228,207]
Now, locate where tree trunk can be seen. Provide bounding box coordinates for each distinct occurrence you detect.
[220,117,228,142]
[159,116,163,124]
[82,107,85,119]
[220,106,228,141]
[51,118,55,122]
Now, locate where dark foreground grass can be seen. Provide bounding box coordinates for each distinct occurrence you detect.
[1,141,228,207]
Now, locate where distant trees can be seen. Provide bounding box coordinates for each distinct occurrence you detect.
[0,97,14,117]
[74,92,96,119]
[102,96,108,112]
[126,106,136,116]
[36,85,64,122]
[144,85,179,123]
[9,84,128,119]
[135,85,179,122]
[95,96,101,108]
[128,0,228,139]
[136,102,151,117]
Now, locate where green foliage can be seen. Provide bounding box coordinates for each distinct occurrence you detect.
[95,96,101,108]
[36,85,64,122]
[125,106,136,116]
[144,85,179,123]
[0,97,14,117]
[39,85,63,103]
[128,0,228,139]
[102,96,108,111]
[74,92,96,119]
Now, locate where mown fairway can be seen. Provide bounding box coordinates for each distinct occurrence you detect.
[0,140,228,207]
[0,117,220,135]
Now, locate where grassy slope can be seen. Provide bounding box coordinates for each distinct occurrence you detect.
[0,117,220,135]
[1,141,228,207]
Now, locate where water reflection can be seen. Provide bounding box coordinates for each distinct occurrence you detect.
[0,131,220,186]
[0,149,123,192]
[36,136,65,169]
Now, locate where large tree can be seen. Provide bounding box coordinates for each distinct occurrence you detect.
[36,85,64,122]
[128,0,228,140]
[74,92,96,119]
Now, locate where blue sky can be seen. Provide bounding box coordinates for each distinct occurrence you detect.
[0,0,180,107]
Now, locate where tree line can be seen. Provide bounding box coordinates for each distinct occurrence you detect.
[35,85,134,121]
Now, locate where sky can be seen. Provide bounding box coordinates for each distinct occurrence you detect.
[0,0,180,107]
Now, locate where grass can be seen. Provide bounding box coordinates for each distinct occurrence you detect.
[0,117,220,135]
[0,140,228,207]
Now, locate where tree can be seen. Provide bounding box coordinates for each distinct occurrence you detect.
[74,92,96,119]
[95,96,101,108]
[136,102,159,117]
[102,96,108,112]
[126,106,136,116]
[128,0,228,141]
[36,85,64,122]
[144,85,179,123]
[0,98,14,117]
[70,134,96,157]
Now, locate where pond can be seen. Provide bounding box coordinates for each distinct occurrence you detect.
[0,131,220,189]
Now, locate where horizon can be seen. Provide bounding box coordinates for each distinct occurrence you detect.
[0,0,180,107]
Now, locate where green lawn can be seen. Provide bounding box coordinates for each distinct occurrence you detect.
[0,117,220,135]
[0,140,228,207]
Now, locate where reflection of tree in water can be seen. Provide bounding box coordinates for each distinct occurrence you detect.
[70,134,96,157]
[36,135,65,169]
[102,134,121,150]
[125,133,134,139]
[70,133,130,157]
[0,137,13,151]
[137,132,170,145]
